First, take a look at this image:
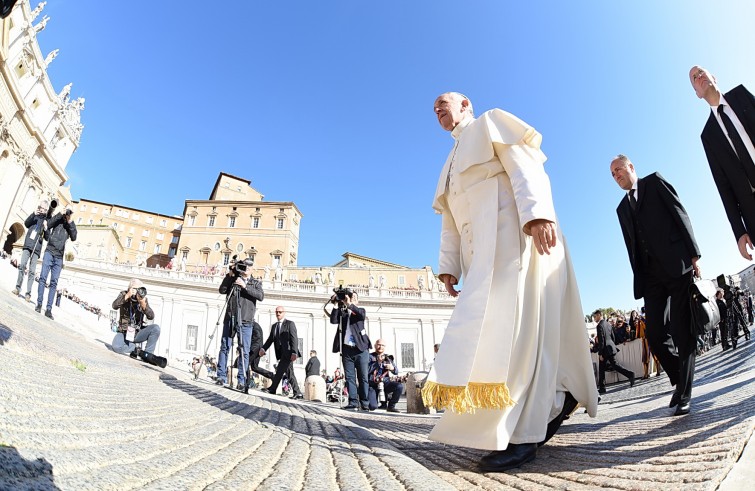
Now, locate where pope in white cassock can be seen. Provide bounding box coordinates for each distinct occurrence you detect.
[421,92,598,472]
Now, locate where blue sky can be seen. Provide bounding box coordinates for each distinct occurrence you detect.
[37,1,755,313]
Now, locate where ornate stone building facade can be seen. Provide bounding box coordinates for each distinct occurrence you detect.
[70,198,182,266]
[177,172,302,273]
[0,1,84,256]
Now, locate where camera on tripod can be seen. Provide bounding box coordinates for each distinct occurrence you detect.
[331,285,353,308]
[717,274,739,302]
[229,255,252,277]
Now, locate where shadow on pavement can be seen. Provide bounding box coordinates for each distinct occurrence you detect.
[0,321,11,345]
[0,445,60,490]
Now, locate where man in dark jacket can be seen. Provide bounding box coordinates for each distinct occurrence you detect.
[13,199,48,302]
[35,206,76,320]
[592,310,635,394]
[216,258,264,390]
[111,278,165,367]
[305,350,321,378]
[260,306,303,399]
[327,290,371,410]
[716,290,730,350]
[247,320,274,385]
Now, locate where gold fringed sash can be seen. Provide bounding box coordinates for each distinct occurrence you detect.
[421,381,515,414]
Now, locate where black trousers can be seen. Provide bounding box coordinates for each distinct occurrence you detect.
[598,354,634,389]
[642,264,696,405]
[268,353,301,396]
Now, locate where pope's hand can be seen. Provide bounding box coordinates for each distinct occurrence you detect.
[526,219,557,255]
[738,234,753,261]
[443,275,459,297]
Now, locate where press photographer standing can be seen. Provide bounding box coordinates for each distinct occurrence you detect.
[35,206,76,320]
[216,258,264,390]
[13,199,48,302]
[327,288,371,411]
[111,278,165,367]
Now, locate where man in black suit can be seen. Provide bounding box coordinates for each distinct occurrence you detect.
[327,290,372,410]
[260,306,303,399]
[247,320,274,386]
[690,66,755,261]
[611,155,701,416]
[592,310,635,394]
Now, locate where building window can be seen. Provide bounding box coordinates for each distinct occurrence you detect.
[229,216,236,228]
[223,253,230,265]
[132,213,140,220]
[171,236,179,244]
[156,233,164,240]
[81,204,87,211]
[168,247,176,258]
[181,250,188,261]
[125,237,132,248]
[112,222,118,229]
[277,218,284,229]
[160,219,167,227]
[401,343,416,370]
[398,275,406,286]
[146,216,153,224]
[185,325,198,351]
[272,255,281,267]
[92,206,98,213]
[253,217,260,229]
[154,244,161,254]
[208,216,215,227]
[142,230,150,237]
[139,241,147,252]
[77,217,83,224]
[188,216,195,226]
[296,338,304,365]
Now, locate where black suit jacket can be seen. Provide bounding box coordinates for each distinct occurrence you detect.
[701,85,755,242]
[262,319,301,360]
[595,319,619,358]
[616,173,701,299]
[331,305,371,353]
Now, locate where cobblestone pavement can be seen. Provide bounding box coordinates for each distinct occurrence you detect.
[1,263,754,490]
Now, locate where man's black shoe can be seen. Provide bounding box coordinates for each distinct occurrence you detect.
[598,387,606,394]
[215,379,225,386]
[479,443,537,472]
[386,406,400,413]
[629,374,636,387]
[129,348,141,359]
[673,402,690,416]
[291,394,304,400]
[378,403,388,410]
[669,390,681,408]
[342,404,359,411]
[44,310,54,320]
[360,404,370,411]
[34,305,41,313]
[538,392,578,447]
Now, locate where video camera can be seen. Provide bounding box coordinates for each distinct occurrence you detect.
[717,274,742,302]
[331,285,353,308]
[229,255,252,277]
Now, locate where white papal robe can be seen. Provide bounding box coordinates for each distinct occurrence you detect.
[421,109,598,451]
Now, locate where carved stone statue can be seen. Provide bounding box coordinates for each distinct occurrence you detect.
[33,15,49,33]
[44,49,58,66]
[379,275,386,289]
[314,272,322,284]
[417,275,425,290]
[264,265,270,280]
[429,274,436,292]
[275,265,283,281]
[31,2,47,22]
[368,274,375,288]
[327,269,334,285]
[58,83,72,103]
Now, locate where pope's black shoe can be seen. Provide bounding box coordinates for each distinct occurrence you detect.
[538,392,578,447]
[673,402,690,416]
[479,443,537,472]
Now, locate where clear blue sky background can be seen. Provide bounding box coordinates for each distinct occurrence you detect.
[37,1,755,314]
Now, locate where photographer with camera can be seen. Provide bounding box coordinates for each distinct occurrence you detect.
[215,257,264,390]
[326,287,371,411]
[111,278,166,367]
[367,339,404,412]
[12,199,49,302]
[35,205,76,320]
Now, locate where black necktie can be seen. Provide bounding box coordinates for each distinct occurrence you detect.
[717,104,755,186]
[629,189,637,211]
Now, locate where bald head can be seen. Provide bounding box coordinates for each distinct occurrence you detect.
[434,92,474,131]
[689,65,720,105]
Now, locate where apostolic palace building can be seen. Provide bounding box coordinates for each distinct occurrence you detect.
[0,1,454,381]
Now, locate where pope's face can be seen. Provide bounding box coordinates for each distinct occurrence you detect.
[610,159,636,191]
[689,66,717,99]
[434,94,467,131]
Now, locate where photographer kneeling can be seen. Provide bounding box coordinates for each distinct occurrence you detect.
[111,279,166,368]
[216,258,264,390]
[368,339,404,412]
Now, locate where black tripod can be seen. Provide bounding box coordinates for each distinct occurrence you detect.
[196,284,246,392]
